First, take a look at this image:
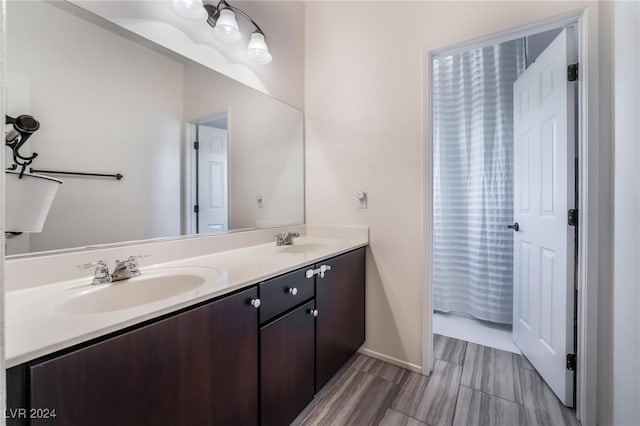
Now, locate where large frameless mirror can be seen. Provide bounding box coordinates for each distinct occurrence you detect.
[5,0,304,257]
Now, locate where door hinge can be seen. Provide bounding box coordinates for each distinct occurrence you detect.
[193,205,199,214]
[568,63,578,81]
[568,209,578,227]
[566,353,577,371]
[193,141,199,150]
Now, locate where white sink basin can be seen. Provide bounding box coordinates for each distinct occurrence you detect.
[54,268,218,315]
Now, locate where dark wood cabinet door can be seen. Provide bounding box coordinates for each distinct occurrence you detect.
[29,287,259,426]
[315,248,366,392]
[260,300,316,426]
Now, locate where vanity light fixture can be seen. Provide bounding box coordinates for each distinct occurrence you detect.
[171,0,272,64]
[171,0,208,22]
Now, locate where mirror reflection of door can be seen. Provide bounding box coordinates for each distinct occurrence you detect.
[194,116,229,234]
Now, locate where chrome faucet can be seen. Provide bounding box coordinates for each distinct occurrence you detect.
[111,256,143,282]
[275,232,300,246]
[79,255,147,285]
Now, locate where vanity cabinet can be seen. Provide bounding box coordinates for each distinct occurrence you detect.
[258,246,366,425]
[28,287,259,426]
[260,300,316,426]
[315,248,366,391]
[7,247,367,426]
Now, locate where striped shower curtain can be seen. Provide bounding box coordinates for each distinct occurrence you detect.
[433,39,526,324]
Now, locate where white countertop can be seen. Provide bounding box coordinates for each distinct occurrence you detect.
[6,235,367,368]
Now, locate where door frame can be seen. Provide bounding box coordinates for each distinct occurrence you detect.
[423,8,599,426]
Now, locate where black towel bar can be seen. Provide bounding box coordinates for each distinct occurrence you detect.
[29,168,123,180]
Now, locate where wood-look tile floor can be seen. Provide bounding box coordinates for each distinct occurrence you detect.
[293,335,578,426]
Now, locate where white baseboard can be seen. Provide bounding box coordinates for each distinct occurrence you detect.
[357,347,424,375]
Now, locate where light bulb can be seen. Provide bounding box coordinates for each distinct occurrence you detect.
[213,9,241,43]
[171,0,207,22]
[247,32,272,64]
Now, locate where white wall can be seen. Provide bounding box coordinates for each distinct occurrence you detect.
[305,1,598,372]
[183,61,304,230]
[72,0,305,110]
[6,0,184,253]
[611,2,640,425]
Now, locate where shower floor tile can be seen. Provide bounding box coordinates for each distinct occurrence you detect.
[433,312,521,354]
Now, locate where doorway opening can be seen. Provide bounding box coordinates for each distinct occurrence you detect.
[184,112,229,235]
[429,19,580,418]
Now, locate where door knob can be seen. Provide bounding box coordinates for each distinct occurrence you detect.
[250,298,261,308]
[507,222,520,232]
[288,287,298,296]
[309,309,318,317]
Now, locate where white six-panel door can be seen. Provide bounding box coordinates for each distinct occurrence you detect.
[197,125,228,234]
[512,28,576,406]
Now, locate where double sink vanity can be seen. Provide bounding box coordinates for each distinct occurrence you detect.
[6,227,368,425]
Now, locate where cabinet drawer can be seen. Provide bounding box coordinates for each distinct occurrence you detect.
[259,268,313,323]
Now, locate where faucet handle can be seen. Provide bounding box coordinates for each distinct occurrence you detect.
[78,260,111,284]
[114,255,148,266]
[114,254,150,277]
[79,260,108,271]
[126,254,149,265]
[121,255,149,276]
[127,254,150,261]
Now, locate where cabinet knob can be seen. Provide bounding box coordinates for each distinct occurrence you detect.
[288,287,298,296]
[250,298,261,308]
[309,309,319,317]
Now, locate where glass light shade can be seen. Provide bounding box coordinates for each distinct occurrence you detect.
[247,32,272,64]
[171,0,207,22]
[213,9,242,43]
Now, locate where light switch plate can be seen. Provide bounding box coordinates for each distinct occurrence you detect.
[356,190,367,209]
